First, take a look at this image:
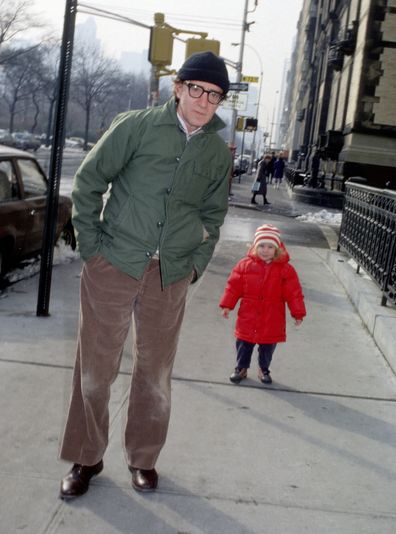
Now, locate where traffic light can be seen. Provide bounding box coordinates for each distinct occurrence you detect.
[236,117,245,131]
[149,15,174,66]
[245,118,258,131]
[185,38,220,58]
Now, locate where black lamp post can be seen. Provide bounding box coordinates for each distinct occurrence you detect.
[36,0,77,316]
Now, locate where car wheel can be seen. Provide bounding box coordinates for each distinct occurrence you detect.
[61,221,76,250]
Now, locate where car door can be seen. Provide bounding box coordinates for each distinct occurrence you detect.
[0,159,27,261]
[15,156,48,256]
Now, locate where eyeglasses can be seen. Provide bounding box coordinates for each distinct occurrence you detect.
[183,82,225,105]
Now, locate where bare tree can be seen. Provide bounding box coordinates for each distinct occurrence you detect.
[71,44,121,150]
[0,0,43,65]
[32,42,60,144]
[1,46,40,132]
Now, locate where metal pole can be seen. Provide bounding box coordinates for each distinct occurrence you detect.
[244,44,263,166]
[269,90,279,150]
[36,0,77,316]
[238,128,246,183]
[229,0,249,148]
[250,69,262,165]
[147,65,160,107]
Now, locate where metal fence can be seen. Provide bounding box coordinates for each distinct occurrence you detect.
[338,180,396,306]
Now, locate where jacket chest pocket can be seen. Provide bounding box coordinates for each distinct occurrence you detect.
[175,162,212,205]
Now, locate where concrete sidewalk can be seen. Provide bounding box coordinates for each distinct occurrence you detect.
[1,180,396,533]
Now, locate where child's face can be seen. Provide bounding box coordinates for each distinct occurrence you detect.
[256,242,277,262]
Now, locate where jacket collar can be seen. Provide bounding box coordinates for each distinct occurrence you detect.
[153,97,226,133]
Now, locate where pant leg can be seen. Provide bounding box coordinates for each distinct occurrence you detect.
[60,255,139,466]
[236,339,255,369]
[125,260,191,469]
[258,343,277,371]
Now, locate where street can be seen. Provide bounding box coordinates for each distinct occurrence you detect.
[37,147,85,197]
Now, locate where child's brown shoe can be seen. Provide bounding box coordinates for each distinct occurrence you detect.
[229,368,248,384]
[258,368,272,384]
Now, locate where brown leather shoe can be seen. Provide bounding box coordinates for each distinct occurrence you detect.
[129,467,158,492]
[60,460,103,499]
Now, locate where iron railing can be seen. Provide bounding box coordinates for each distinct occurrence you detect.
[285,167,305,189]
[338,180,396,306]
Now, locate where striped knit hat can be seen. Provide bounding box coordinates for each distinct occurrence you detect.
[253,224,281,249]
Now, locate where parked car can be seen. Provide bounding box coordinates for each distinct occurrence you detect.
[0,129,16,148]
[12,132,41,152]
[65,136,85,148]
[65,136,94,150]
[0,144,75,279]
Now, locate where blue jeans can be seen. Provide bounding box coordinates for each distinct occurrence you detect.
[236,339,277,371]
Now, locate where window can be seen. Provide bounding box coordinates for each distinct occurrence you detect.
[18,158,47,197]
[0,160,18,201]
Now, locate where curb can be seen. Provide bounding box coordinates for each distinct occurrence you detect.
[327,250,396,373]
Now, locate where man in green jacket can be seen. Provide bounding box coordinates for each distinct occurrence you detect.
[60,51,231,498]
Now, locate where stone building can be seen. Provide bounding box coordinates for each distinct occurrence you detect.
[282,0,396,190]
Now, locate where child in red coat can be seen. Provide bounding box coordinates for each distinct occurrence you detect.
[219,224,306,384]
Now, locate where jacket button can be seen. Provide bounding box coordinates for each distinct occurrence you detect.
[157,221,163,227]
[166,188,172,194]
[176,156,180,162]
[146,252,152,258]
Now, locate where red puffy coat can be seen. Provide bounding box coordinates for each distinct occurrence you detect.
[219,247,306,344]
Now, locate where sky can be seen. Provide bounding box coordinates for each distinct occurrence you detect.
[29,0,303,128]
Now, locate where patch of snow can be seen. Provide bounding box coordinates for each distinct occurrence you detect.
[5,240,80,284]
[6,257,41,283]
[296,209,342,225]
[53,240,80,265]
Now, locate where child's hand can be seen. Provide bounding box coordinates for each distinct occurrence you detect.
[221,308,231,319]
[294,319,303,327]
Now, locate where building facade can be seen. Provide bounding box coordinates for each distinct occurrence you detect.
[283,0,396,189]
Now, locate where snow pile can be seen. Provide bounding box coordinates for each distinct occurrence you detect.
[296,209,342,226]
[5,240,80,284]
[6,258,41,284]
[53,240,80,265]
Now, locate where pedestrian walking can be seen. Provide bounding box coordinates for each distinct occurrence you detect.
[251,155,271,205]
[266,151,276,184]
[273,156,285,189]
[219,224,306,385]
[59,51,231,499]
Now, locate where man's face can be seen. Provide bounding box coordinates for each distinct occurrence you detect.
[175,80,223,133]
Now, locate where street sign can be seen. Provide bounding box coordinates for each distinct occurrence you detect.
[241,75,259,83]
[228,82,249,92]
[222,91,248,111]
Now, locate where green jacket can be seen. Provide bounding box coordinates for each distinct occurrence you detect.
[71,98,231,287]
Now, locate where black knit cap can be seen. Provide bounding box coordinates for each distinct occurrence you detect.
[177,51,230,94]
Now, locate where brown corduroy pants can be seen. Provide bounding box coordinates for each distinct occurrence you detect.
[60,255,191,469]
